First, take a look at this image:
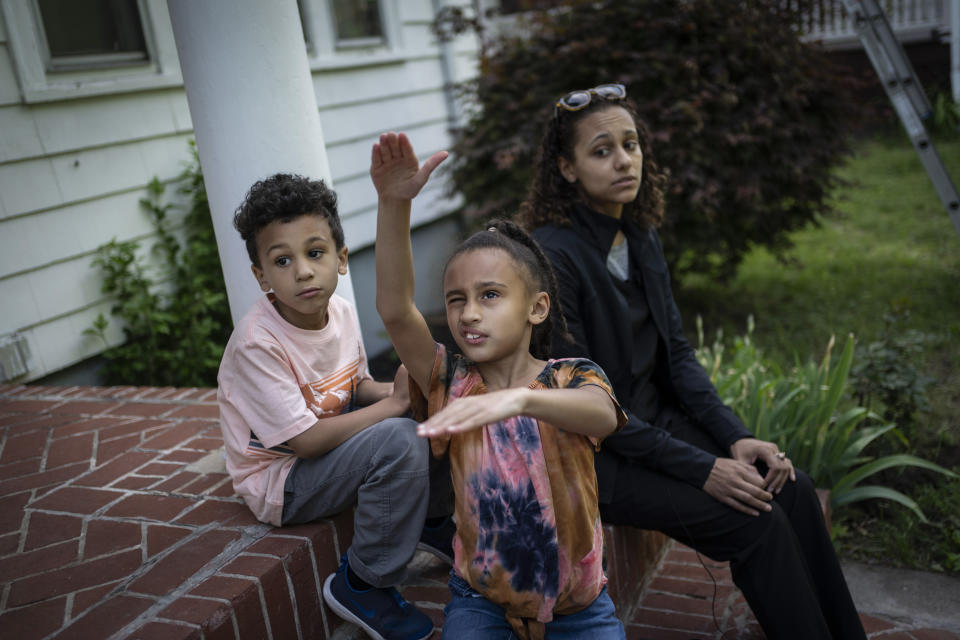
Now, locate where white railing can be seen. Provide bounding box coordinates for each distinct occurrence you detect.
[794,0,952,48]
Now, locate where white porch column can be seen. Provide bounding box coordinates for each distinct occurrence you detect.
[167,0,355,325]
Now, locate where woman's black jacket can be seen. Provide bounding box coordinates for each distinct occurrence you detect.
[531,204,752,503]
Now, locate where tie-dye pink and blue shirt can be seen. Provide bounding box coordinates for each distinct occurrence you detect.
[412,344,627,634]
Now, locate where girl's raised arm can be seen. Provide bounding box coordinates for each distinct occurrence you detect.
[372,132,448,393]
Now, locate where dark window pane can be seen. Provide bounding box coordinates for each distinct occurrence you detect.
[37,0,146,61]
[331,0,383,41]
[499,0,564,14]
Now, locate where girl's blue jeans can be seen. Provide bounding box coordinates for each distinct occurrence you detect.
[441,573,625,639]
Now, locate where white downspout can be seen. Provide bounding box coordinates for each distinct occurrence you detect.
[433,0,464,130]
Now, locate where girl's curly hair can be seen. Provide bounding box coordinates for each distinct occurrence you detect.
[516,94,667,232]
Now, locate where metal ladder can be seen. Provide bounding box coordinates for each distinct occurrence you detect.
[840,0,960,237]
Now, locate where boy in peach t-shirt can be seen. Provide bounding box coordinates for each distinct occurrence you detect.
[217,174,435,640]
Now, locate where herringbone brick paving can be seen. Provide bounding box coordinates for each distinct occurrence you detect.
[1,383,957,639]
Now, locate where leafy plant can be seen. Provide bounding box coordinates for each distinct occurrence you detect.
[851,312,935,429]
[696,318,957,520]
[85,142,231,387]
[835,476,960,572]
[931,91,960,137]
[440,0,856,280]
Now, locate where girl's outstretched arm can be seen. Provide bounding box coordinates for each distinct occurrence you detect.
[372,132,448,392]
[417,385,619,439]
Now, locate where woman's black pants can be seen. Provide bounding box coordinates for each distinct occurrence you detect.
[599,416,867,640]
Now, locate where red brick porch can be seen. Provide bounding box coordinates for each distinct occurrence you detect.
[1,383,957,639]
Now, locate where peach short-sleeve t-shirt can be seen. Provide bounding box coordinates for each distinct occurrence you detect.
[217,294,371,525]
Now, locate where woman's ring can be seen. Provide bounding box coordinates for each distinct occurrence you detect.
[776,452,786,460]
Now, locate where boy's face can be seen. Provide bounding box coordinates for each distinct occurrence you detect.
[251,214,348,330]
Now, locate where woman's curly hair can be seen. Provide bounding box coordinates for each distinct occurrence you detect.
[516,95,667,232]
[234,173,344,266]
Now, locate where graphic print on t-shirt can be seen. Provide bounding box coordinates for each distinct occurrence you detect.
[243,357,362,460]
[299,357,361,417]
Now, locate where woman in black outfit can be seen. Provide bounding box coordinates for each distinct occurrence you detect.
[517,83,866,640]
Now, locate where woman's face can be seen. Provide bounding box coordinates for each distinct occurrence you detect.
[557,105,643,219]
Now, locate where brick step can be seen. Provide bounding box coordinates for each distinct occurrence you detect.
[604,525,671,623]
[4,385,959,639]
[0,384,669,640]
[1,510,667,639]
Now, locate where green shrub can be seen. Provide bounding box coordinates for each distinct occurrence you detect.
[851,312,935,429]
[441,0,854,279]
[931,91,960,137]
[836,476,960,572]
[85,143,231,387]
[696,318,956,520]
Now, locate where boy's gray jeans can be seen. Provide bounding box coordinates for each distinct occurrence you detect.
[280,417,431,588]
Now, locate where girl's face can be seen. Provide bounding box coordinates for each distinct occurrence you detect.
[557,105,643,219]
[442,248,548,365]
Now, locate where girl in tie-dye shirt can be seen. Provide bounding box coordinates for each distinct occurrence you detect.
[372,132,627,640]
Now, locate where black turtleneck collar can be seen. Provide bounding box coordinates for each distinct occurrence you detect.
[567,201,664,277]
[568,202,624,253]
[569,201,647,252]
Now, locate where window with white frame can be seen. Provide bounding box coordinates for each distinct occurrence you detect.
[298,0,401,65]
[1,0,181,102]
[330,0,384,46]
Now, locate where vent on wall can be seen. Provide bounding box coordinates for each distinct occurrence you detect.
[0,333,33,382]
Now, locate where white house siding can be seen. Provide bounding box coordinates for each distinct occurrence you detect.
[0,0,480,383]
[0,18,195,384]
[314,1,479,357]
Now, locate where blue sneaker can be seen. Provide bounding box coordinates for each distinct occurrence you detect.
[322,556,434,640]
[416,516,455,566]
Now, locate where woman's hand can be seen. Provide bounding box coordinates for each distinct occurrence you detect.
[417,389,528,438]
[730,437,796,494]
[703,457,773,517]
[370,131,447,202]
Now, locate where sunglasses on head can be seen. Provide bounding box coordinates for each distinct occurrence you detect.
[554,83,627,118]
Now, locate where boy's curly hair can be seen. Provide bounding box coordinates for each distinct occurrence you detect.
[234,173,344,266]
[516,95,666,232]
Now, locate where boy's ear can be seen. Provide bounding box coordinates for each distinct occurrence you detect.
[528,291,550,326]
[337,246,349,275]
[251,263,271,292]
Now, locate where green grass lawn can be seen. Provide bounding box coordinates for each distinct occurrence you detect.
[682,132,958,359]
[677,129,960,573]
